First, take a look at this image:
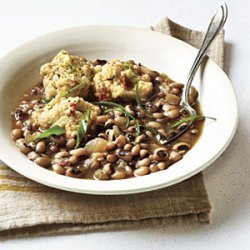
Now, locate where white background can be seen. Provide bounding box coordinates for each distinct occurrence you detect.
[0,0,249,249]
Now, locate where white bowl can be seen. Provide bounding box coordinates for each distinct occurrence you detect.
[0,26,238,195]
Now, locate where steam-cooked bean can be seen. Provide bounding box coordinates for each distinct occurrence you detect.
[141,73,151,82]
[125,105,135,115]
[12,129,23,139]
[52,164,65,175]
[117,150,132,162]
[137,110,146,118]
[69,155,78,164]
[125,166,133,176]
[103,163,112,175]
[169,151,182,162]
[111,170,126,180]
[190,86,198,98]
[34,157,50,167]
[153,112,164,119]
[124,143,133,151]
[70,148,88,157]
[135,134,145,143]
[55,151,70,159]
[96,115,110,124]
[147,121,161,129]
[157,162,166,170]
[50,136,66,146]
[153,147,168,161]
[171,87,181,95]
[115,135,126,148]
[139,143,149,149]
[114,116,127,129]
[140,149,149,158]
[165,93,181,105]
[50,144,59,153]
[16,138,31,154]
[164,109,180,119]
[190,128,199,135]
[35,141,46,154]
[137,158,150,167]
[66,139,76,149]
[66,168,83,178]
[106,142,115,151]
[94,169,109,180]
[107,154,118,163]
[169,82,184,89]
[172,142,191,152]
[134,166,150,176]
[131,144,140,156]
[27,151,39,161]
[16,120,23,128]
[149,163,159,172]
[188,95,195,105]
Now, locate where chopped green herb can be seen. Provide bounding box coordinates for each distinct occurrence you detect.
[29,125,65,142]
[135,83,153,118]
[40,97,52,103]
[62,76,92,98]
[76,110,90,148]
[169,115,216,129]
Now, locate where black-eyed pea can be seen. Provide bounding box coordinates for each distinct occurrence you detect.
[107,154,118,163]
[124,143,133,151]
[34,157,51,167]
[94,169,109,180]
[118,150,132,162]
[12,128,23,140]
[66,139,76,149]
[114,116,127,129]
[153,147,168,161]
[131,144,140,156]
[147,121,161,129]
[169,82,184,89]
[190,128,199,135]
[190,86,198,98]
[55,151,70,159]
[35,141,46,154]
[69,155,78,164]
[153,112,164,119]
[134,166,150,176]
[52,164,65,175]
[103,163,112,175]
[111,170,126,180]
[125,166,133,177]
[16,138,31,154]
[115,135,126,148]
[172,142,191,153]
[70,148,88,157]
[137,158,150,167]
[140,149,149,158]
[27,151,39,161]
[106,142,116,151]
[157,162,167,170]
[164,109,180,119]
[165,93,181,105]
[169,151,182,162]
[96,115,110,124]
[65,168,83,178]
[149,163,159,172]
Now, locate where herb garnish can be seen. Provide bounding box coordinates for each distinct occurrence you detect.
[76,110,90,148]
[95,101,141,135]
[135,83,153,118]
[62,76,92,98]
[169,115,216,129]
[28,125,65,142]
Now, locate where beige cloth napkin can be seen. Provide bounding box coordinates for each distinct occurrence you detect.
[0,18,225,238]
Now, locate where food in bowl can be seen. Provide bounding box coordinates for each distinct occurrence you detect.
[11,50,204,180]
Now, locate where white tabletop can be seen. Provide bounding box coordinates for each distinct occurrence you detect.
[0,0,249,249]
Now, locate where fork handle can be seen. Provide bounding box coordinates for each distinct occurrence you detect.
[181,2,228,105]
